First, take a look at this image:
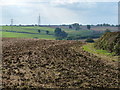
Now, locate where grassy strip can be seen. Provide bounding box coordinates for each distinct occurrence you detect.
[1,31,55,40]
[82,43,118,61]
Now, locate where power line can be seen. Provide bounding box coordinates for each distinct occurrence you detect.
[38,14,41,26]
[11,19,13,26]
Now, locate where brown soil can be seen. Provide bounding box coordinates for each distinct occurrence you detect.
[2,38,119,88]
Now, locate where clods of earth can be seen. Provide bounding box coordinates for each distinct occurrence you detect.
[2,38,119,88]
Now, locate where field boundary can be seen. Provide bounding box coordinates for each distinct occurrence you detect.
[82,43,119,62]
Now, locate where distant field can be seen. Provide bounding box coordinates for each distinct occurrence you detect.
[90,26,118,31]
[0,26,94,40]
[2,32,55,40]
[0,25,116,40]
[0,26,56,39]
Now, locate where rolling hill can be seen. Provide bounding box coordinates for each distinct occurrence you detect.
[94,32,120,55]
[1,25,117,40]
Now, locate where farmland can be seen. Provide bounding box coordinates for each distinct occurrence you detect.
[1,26,119,88]
[1,26,56,40]
[2,38,119,88]
[1,25,117,40]
[1,0,119,89]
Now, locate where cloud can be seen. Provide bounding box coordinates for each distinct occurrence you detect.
[1,2,87,25]
[0,0,119,6]
[0,1,118,25]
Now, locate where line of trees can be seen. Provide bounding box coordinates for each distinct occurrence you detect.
[69,23,80,30]
[87,25,91,30]
[54,28,68,40]
[69,23,91,30]
[38,30,49,35]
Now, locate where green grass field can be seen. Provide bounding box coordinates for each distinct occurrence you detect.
[0,26,98,40]
[0,26,56,39]
[82,43,118,61]
[1,31,55,40]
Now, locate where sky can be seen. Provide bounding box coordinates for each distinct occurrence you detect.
[0,0,119,25]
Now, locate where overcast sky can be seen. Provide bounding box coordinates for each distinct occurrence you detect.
[0,0,119,25]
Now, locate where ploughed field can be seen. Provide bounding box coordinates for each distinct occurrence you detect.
[2,38,119,88]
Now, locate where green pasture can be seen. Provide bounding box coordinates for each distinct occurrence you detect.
[0,26,100,40]
[1,31,55,40]
[0,26,56,39]
[1,26,55,35]
[66,30,93,36]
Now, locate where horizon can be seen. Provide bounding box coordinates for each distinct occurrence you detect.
[0,23,118,26]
